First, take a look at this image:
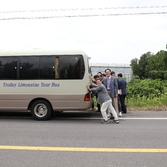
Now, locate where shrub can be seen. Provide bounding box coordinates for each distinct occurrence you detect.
[126,79,167,110]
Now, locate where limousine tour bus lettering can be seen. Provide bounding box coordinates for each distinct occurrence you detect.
[0,49,92,120]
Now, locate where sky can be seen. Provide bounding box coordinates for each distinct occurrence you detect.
[0,0,167,65]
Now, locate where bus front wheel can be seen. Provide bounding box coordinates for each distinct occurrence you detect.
[31,100,52,120]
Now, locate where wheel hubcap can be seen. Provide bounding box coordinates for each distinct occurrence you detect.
[34,103,47,117]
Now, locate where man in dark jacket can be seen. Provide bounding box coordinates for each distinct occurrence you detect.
[117,73,127,113]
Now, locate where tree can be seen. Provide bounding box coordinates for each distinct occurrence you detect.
[130,58,139,77]
[131,50,167,80]
[149,50,167,70]
[148,50,167,79]
[130,52,152,79]
[138,52,152,79]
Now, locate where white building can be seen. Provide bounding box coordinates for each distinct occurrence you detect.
[90,63,132,82]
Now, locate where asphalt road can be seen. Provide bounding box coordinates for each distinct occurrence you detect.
[0,110,167,167]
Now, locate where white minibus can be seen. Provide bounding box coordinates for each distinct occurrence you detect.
[0,49,92,120]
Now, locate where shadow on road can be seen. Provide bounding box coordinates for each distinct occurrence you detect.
[0,110,101,120]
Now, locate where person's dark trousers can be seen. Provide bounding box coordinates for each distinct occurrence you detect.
[120,95,127,113]
[95,93,101,112]
[97,103,101,112]
[118,95,122,112]
[91,93,95,109]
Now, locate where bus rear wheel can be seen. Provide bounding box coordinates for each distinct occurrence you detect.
[31,100,52,120]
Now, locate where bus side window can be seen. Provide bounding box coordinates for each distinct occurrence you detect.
[58,55,85,79]
[0,57,17,79]
[40,56,55,79]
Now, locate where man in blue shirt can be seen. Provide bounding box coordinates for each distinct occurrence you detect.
[102,69,119,116]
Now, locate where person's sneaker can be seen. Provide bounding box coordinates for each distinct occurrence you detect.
[119,112,122,117]
[101,120,110,124]
[113,120,119,124]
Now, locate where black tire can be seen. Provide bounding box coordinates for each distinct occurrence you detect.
[31,100,52,120]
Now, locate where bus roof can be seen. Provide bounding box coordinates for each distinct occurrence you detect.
[0,49,87,56]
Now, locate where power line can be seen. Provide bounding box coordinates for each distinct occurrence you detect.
[0,5,167,13]
[1,12,167,20]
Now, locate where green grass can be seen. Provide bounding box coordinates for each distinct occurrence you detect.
[126,94,167,111]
